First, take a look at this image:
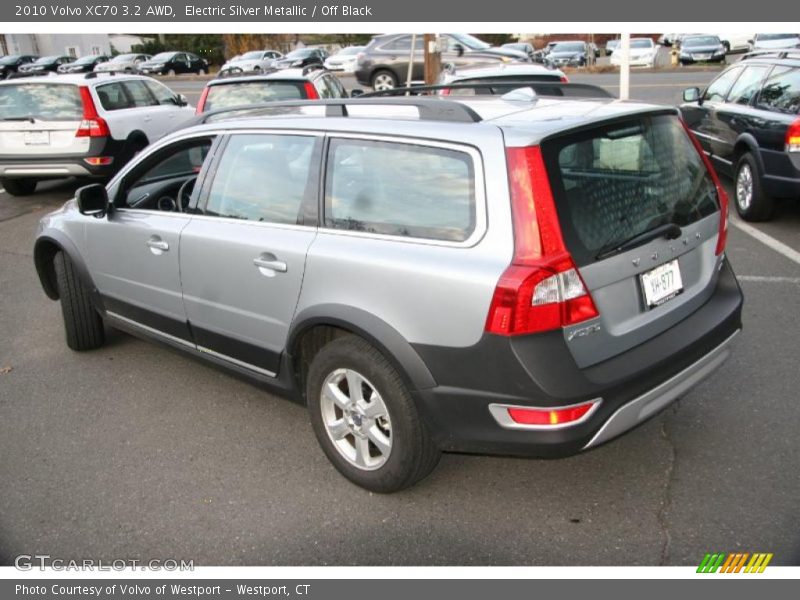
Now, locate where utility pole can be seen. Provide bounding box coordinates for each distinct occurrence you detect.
[423,34,441,85]
[620,32,630,100]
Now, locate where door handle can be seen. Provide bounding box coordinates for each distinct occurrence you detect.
[253,253,287,275]
[146,236,169,255]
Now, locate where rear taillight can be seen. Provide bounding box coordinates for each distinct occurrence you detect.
[786,118,800,153]
[303,81,319,99]
[560,75,569,83]
[356,52,365,65]
[195,85,210,114]
[485,146,599,336]
[680,118,728,255]
[76,86,110,138]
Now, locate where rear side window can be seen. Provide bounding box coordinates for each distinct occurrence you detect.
[325,138,476,242]
[703,67,742,103]
[95,82,133,111]
[726,66,768,105]
[542,115,719,264]
[757,67,800,114]
[122,80,157,107]
[0,83,82,120]
[205,134,317,225]
[203,81,305,111]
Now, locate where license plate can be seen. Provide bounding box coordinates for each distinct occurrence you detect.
[641,259,683,308]
[695,53,712,59]
[24,131,50,146]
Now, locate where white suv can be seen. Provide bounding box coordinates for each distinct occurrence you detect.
[0,73,195,196]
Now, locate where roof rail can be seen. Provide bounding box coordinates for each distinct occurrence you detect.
[84,70,123,79]
[741,49,800,61]
[216,67,279,79]
[360,82,614,99]
[175,97,484,131]
[302,64,327,76]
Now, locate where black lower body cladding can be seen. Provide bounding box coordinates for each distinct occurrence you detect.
[410,261,743,457]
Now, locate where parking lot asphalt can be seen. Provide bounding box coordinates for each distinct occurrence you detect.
[1,69,799,566]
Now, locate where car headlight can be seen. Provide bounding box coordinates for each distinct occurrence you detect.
[291,59,303,66]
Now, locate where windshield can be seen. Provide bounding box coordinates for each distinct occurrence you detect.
[553,42,585,53]
[683,36,719,47]
[285,49,314,59]
[204,81,305,112]
[630,39,654,49]
[73,55,99,64]
[34,56,60,64]
[150,52,176,62]
[240,51,265,60]
[0,83,82,121]
[756,33,797,41]
[542,114,719,265]
[337,46,363,55]
[450,34,491,50]
[110,54,136,62]
[0,55,22,65]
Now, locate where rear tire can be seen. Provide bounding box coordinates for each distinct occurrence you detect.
[54,251,105,351]
[198,68,206,76]
[167,68,176,76]
[734,152,775,221]
[306,335,440,493]
[1,177,37,196]
[370,69,398,92]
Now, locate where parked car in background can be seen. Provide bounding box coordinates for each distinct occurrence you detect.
[681,53,800,221]
[138,52,209,76]
[274,48,328,70]
[678,35,727,65]
[218,50,283,76]
[545,41,589,67]
[589,42,600,58]
[436,63,567,93]
[324,46,365,72]
[58,55,110,74]
[610,38,658,68]
[501,42,536,61]
[94,53,151,73]
[0,73,194,195]
[195,67,348,114]
[750,33,800,52]
[710,32,754,53]
[605,39,620,56]
[15,55,73,77]
[355,33,528,91]
[33,90,741,492]
[0,54,38,79]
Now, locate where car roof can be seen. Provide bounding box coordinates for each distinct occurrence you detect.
[448,63,564,80]
[175,95,672,146]
[0,73,153,86]
[207,68,322,86]
[740,51,800,66]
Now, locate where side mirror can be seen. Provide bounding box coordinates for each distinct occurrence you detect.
[748,39,754,45]
[175,93,188,106]
[683,87,701,103]
[454,44,464,57]
[349,89,364,97]
[76,183,109,217]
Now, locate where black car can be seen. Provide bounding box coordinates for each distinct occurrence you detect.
[138,52,209,76]
[0,54,38,79]
[57,55,110,74]
[15,55,72,77]
[680,53,800,221]
[501,42,536,61]
[355,33,528,91]
[273,48,328,70]
[545,41,590,68]
[679,35,727,65]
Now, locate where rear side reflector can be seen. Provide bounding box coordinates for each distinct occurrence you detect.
[680,118,728,255]
[83,157,113,166]
[76,86,110,138]
[786,118,800,153]
[489,399,601,429]
[485,146,599,335]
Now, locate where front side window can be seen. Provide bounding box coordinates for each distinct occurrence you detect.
[703,67,742,103]
[726,66,768,105]
[325,138,476,242]
[757,67,800,114]
[144,80,178,105]
[205,134,317,225]
[122,80,157,108]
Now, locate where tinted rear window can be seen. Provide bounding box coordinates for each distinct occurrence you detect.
[542,114,719,264]
[0,83,82,120]
[757,66,800,114]
[325,138,476,242]
[204,81,305,111]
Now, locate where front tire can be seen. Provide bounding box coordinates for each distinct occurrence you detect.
[370,69,398,92]
[306,336,440,493]
[54,251,105,351]
[735,152,775,221]
[1,177,37,196]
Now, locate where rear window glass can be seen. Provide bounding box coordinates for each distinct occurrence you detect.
[542,114,719,264]
[325,138,476,242]
[757,67,800,114]
[203,81,305,111]
[0,83,82,121]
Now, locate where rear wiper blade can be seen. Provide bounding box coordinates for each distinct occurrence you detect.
[2,116,35,122]
[596,223,682,260]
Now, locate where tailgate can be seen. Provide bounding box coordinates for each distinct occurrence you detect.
[0,82,88,156]
[541,113,725,368]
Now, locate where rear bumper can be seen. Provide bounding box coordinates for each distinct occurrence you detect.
[411,259,743,457]
[760,148,800,199]
[0,137,125,179]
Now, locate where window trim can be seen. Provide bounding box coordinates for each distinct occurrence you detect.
[723,64,770,106]
[755,64,800,114]
[319,132,487,248]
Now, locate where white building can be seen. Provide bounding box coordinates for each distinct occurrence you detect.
[1,34,115,58]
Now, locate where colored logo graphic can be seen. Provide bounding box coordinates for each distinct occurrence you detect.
[697,552,773,573]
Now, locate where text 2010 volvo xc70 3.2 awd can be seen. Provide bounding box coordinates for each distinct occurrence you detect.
[33,88,743,492]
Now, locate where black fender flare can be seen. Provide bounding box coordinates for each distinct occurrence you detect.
[733,133,765,172]
[33,231,98,303]
[287,304,437,392]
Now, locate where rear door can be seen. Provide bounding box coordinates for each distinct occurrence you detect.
[0,82,87,158]
[686,66,743,164]
[541,113,725,368]
[179,131,322,376]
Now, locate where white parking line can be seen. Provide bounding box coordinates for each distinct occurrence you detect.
[731,220,800,267]
[737,275,800,284]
